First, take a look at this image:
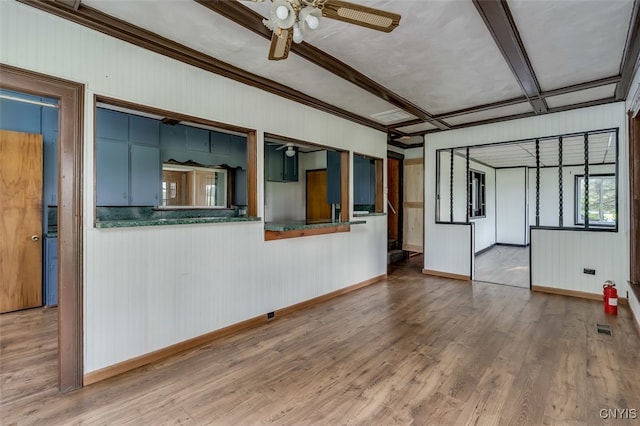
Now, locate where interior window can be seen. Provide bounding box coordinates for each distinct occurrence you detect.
[469,170,486,218]
[95,105,248,210]
[575,174,616,226]
[353,153,383,214]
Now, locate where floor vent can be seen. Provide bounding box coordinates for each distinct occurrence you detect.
[596,324,612,336]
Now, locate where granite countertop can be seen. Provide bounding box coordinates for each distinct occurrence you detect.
[353,212,386,217]
[264,220,366,232]
[96,216,261,229]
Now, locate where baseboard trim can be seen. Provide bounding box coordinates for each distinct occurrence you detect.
[475,244,496,256]
[422,269,470,281]
[83,273,387,386]
[532,285,628,305]
[631,306,640,337]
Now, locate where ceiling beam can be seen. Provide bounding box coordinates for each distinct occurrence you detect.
[473,0,547,114]
[616,0,640,100]
[18,0,394,133]
[196,0,450,130]
[54,0,81,10]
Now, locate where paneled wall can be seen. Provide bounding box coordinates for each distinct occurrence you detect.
[1,1,387,373]
[425,102,629,294]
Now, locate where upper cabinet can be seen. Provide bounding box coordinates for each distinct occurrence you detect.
[353,155,375,205]
[326,150,341,204]
[96,108,160,206]
[265,144,298,182]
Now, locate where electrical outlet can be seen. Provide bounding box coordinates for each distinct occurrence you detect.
[583,268,596,275]
[267,311,275,319]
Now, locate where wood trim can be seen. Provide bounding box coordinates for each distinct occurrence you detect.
[264,225,350,241]
[0,64,84,392]
[422,269,471,281]
[17,0,388,133]
[616,0,640,100]
[403,158,424,166]
[403,244,422,253]
[340,151,350,220]
[247,131,258,217]
[629,113,640,290]
[195,0,449,131]
[96,96,255,134]
[375,158,384,213]
[277,273,387,317]
[84,272,386,385]
[532,285,628,305]
[83,314,268,385]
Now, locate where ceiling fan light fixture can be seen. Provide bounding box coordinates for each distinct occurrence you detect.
[292,23,304,44]
[285,146,296,157]
[270,0,296,29]
[299,6,321,32]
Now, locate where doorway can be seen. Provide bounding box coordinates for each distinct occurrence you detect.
[387,152,403,263]
[0,130,45,312]
[0,65,83,392]
[306,169,331,223]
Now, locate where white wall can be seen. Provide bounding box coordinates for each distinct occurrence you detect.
[425,102,629,300]
[0,1,388,373]
[496,167,528,245]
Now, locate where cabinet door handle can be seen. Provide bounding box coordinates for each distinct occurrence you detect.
[31,235,40,241]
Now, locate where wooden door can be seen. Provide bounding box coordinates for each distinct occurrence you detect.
[306,169,331,223]
[403,158,424,253]
[0,130,43,313]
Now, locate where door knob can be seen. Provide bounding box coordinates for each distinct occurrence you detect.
[31,235,40,241]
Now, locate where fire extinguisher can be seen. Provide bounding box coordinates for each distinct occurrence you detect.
[603,280,618,315]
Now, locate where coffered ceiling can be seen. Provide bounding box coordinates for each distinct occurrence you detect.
[22,0,640,148]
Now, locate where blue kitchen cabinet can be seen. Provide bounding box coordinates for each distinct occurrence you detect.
[235,169,247,206]
[96,138,129,205]
[186,127,210,152]
[160,123,187,151]
[265,144,284,182]
[326,150,341,204]
[283,150,298,182]
[44,237,58,306]
[130,115,160,146]
[96,108,128,141]
[354,155,375,205]
[131,144,161,206]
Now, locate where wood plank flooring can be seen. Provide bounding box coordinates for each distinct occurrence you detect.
[2,256,639,425]
[475,245,530,288]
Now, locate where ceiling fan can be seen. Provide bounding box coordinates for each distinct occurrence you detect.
[275,142,298,157]
[243,0,401,61]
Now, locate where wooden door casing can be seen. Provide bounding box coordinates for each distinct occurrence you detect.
[403,158,424,253]
[0,130,43,313]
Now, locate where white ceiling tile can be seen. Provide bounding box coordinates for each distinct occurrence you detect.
[545,84,617,108]
[509,0,634,91]
[395,122,438,133]
[444,102,533,126]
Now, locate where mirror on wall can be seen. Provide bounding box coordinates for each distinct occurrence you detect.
[162,164,227,208]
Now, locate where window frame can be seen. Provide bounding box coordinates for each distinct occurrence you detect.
[574,173,617,228]
[468,169,486,219]
[94,95,258,222]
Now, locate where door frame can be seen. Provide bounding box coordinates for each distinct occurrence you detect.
[387,151,404,249]
[1,64,84,392]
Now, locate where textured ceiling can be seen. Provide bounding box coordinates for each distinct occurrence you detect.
[47,0,639,147]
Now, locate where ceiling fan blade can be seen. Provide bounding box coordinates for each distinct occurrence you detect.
[268,29,293,60]
[321,0,401,33]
